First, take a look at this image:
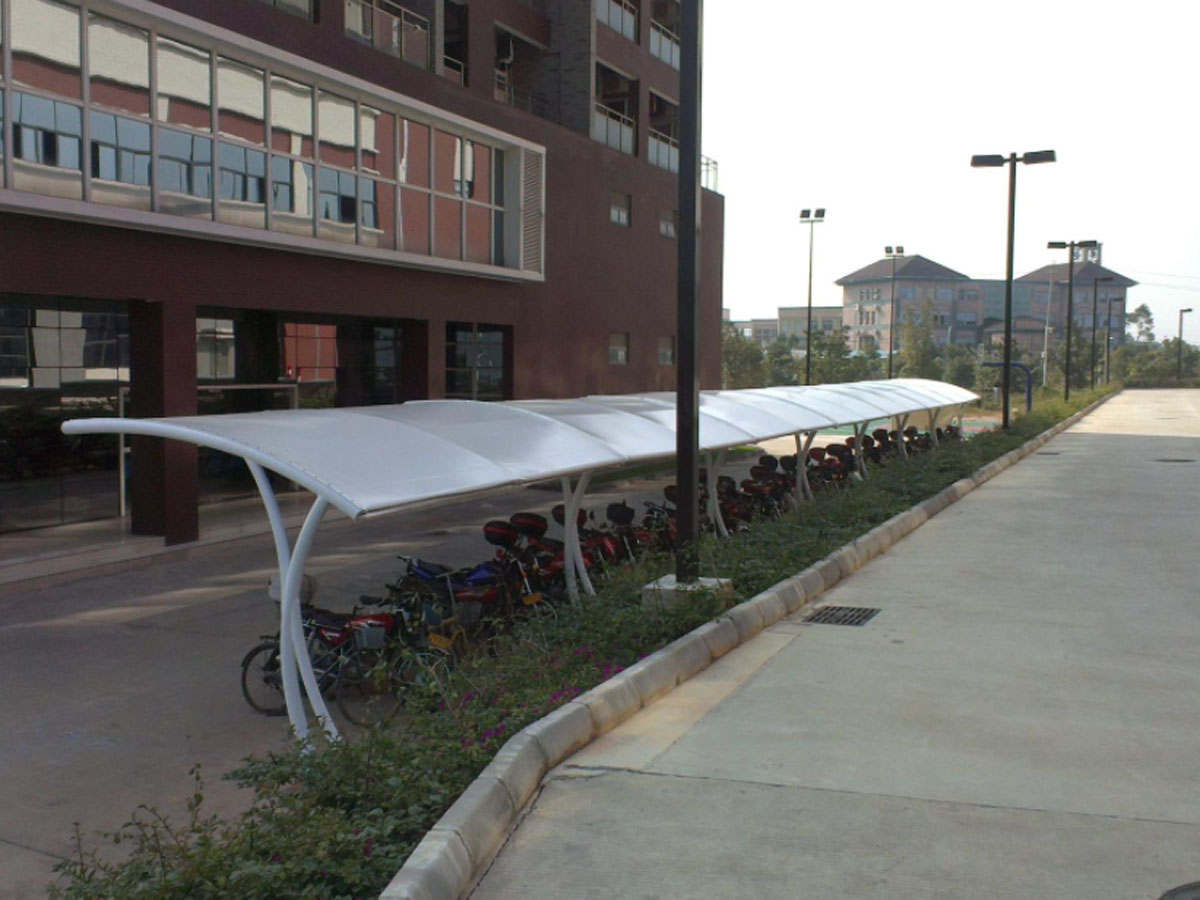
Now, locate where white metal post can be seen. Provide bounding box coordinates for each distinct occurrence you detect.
[854,423,868,479]
[795,432,816,501]
[282,497,336,740]
[896,414,911,459]
[706,451,729,537]
[570,472,595,595]
[559,477,579,604]
[928,408,941,446]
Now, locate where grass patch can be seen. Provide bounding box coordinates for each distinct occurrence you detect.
[51,388,1114,899]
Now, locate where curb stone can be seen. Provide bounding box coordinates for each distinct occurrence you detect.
[382,390,1119,899]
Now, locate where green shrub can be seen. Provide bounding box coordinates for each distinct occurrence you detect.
[51,388,1113,898]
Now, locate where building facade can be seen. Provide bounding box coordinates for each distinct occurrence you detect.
[0,0,724,540]
[778,305,842,350]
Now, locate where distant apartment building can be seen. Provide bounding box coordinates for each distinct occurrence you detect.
[729,318,779,345]
[778,305,843,349]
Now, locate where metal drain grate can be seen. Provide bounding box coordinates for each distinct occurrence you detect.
[1036,451,1061,456]
[1153,458,1196,464]
[804,606,880,627]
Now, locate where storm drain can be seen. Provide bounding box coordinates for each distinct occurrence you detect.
[1153,458,1196,464]
[804,606,880,627]
[1035,451,1061,456]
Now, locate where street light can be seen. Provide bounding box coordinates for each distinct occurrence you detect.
[1104,292,1116,383]
[971,149,1056,428]
[1090,275,1113,388]
[1179,308,1193,382]
[1047,239,1098,401]
[799,208,826,385]
[885,245,904,378]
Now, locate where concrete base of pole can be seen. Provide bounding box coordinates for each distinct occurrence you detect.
[641,574,734,610]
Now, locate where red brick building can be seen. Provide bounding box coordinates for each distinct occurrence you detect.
[0,0,724,540]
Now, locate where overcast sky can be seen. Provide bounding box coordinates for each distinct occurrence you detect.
[703,0,1200,342]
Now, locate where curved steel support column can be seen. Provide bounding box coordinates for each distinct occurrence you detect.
[928,408,942,446]
[897,414,911,459]
[795,432,816,501]
[560,477,580,605]
[570,472,595,596]
[282,496,335,741]
[707,451,730,537]
[854,423,868,479]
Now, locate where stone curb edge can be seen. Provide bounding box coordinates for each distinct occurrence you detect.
[381,390,1118,900]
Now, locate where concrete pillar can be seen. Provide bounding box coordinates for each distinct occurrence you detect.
[128,300,198,545]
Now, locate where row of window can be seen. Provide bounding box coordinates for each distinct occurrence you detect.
[608,333,675,366]
[0,0,541,272]
[608,192,677,237]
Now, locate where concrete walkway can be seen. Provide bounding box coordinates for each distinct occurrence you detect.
[473,390,1200,900]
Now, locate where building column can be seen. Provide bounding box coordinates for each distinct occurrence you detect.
[129,300,198,545]
[335,321,371,407]
[427,316,446,398]
[400,319,430,400]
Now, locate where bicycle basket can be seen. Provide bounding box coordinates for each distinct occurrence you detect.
[354,622,388,650]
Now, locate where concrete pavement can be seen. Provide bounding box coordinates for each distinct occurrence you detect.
[474,390,1200,900]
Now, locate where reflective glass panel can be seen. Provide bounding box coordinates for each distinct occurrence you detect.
[217,57,265,145]
[433,195,461,259]
[12,0,82,100]
[88,15,149,117]
[360,106,394,179]
[158,128,212,218]
[270,75,313,158]
[317,91,355,168]
[398,118,428,186]
[88,111,151,210]
[216,141,265,228]
[317,167,356,243]
[358,177,395,250]
[433,130,460,194]
[11,91,82,199]
[465,203,490,264]
[470,142,490,203]
[157,37,210,131]
[270,155,314,236]
[399,187,429,255]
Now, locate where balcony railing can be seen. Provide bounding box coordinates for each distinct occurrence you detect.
[648,128,679,173]
[443,54,465,86]
[344,0,431,71]
[591,103,635,155]
[595,0,637,41]
[649,20,680,69]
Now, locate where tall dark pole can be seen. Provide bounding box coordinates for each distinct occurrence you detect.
[674,0,702,583]
[1105,295,1114,383]
[1064,247,1076,401]
[887,254,897,378]
[1179,309,1192,382]
[1000,154,1018,428]
[1089,282,1099,389]
[805,221,814,384]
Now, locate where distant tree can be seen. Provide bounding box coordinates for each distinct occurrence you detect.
[765,336,801,386]
[808,326,881,384]
[1111,338,1199,384]
[721,324,766,388]
[1126,303,1155,342]
[898,302,942,379]
[942,343,976,389]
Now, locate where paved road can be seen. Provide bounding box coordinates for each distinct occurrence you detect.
[474,390,1200,900]
[0,466,706,898]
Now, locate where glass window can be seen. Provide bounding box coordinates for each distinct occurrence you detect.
[88,15,149,117]
[158,128,212,218]
[157,37,210,131]
[216,141,266,229]
[659,210,677,238]
[445,322,507,400]
[360,106,395,179]
[433,130,460,195]
[89,111,151,210]
[318,167,356,243]
[492,148,505,206]
[465,204,490,264]
[359,177,396,250]
[608,333,629,365]
[12,0,82,100]
[398,118,429,186]
[318,91,355,168]
[12,91,83,199]
[270,74,313,158]
[399,187,429,255]
[610,192,630,226]
[470,142,490,202]
[657,336,675,365]
[434,195,461,260]
[218,57,265,145]
[270,155,314,236]
[492,211,505,268]
[196,317,235,380]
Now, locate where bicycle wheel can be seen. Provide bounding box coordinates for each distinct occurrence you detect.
[334,649,406,727]
[240,640,287,716]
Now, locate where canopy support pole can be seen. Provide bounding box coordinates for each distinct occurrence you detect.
[854,423,868,480]
[561,473,595,603]
[795,432,816,502]
[928,408,942,446]
[896,414,911,459]
[706,451,729,537]
[246,458,336,741]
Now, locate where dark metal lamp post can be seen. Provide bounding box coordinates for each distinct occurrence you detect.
[885,245,903,378]
[1179,308,1193,382]
[971,150,1056,428]
[799,208,825,385]
[1047,239,1098,401]
[1090,275,1113,388]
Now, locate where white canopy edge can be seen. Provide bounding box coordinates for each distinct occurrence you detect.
[61,380,978,520]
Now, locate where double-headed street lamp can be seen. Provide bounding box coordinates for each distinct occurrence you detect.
[1047,239,1098,401]
[1090,275,1113,388]
[799,208,826,385]
[885,245,903,378]
[1180,308,1194,382]
[971,149,1056,429]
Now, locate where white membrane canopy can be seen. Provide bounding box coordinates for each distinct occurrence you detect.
[61,381,978,520]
